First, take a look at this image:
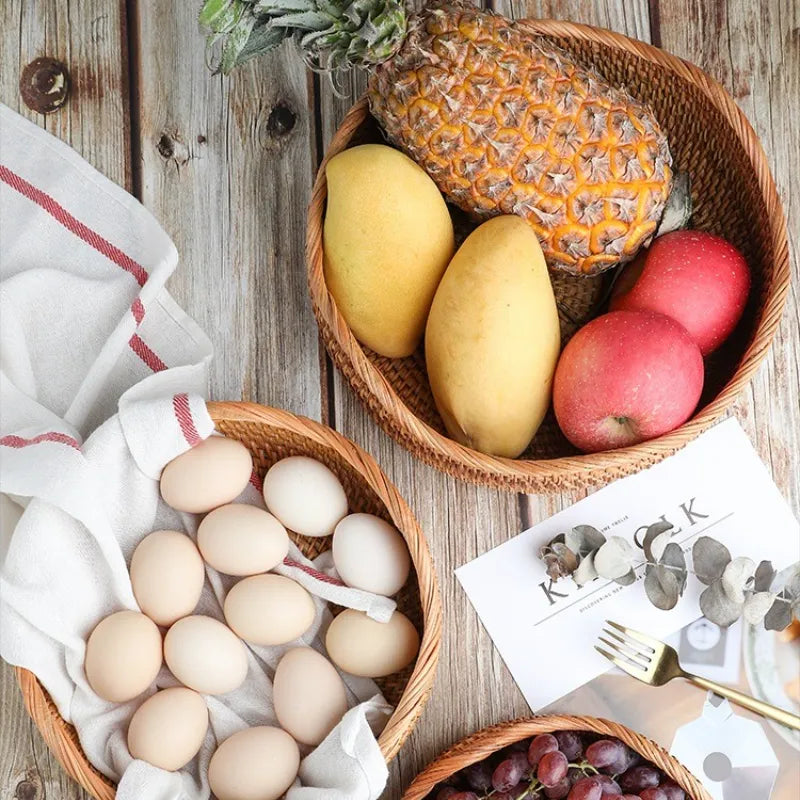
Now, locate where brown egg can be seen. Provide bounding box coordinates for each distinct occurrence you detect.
[160,436,252,513]
[84,611,162,703]
[208,726,299,800]
[273,648,348,745]
[130,530,205,626]
[224,574,315,646]
[127,687,208,771]
[325,609,419,678]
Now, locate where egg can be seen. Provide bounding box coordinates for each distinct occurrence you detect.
[224,574,315,645]
[84,611,162,702]
[160,436,253,513]
[262,456,348,537]
[164,615,248,695]
[127,687,209,771]
[325,608,419,678]
[273,648,348,745]
[197,504,289,576]
[130,530,205,626]
[208,726,299,800]
[332,513,411,596]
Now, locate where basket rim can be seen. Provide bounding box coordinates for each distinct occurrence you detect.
[306,17,791,493]
[400,715,714,800]
[16,401,442,798]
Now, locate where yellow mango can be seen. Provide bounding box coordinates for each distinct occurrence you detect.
[425,216,561,458]
[323,144,454,358]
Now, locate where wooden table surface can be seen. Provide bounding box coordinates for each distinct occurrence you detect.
[1,1,798,798]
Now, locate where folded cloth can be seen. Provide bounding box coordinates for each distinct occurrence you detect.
[0,103,393,799]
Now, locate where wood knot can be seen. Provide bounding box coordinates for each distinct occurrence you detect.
[267,103,296,138]
[15,779,40,800]
[156,131,190,166]
[20,57,70,113]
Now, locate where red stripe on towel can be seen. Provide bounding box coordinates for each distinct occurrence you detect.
[249,470,263,492]
[0,432,80,450]
[283,558,346,587]
[129,333,167,372]
[0,164,149,287]
[131,298,145,325]
[173,393,201,446]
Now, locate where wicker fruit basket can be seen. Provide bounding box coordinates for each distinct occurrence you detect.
[15,401,442,800]
[306,19,790,494]
[401,716,713,800]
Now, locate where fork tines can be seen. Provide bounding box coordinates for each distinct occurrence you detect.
[595,620,658,680]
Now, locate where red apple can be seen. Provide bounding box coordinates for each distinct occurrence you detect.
[553,310,704,453]
[610,230,750,355]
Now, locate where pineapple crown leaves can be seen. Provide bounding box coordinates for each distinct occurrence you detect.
[199,0,409,75]
[540,523,800,631]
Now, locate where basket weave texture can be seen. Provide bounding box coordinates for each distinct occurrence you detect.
[401,715,713,800]
[306,19,790,493]
[16,402,442,799]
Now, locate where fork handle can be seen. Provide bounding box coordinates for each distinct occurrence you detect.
[685,672,800,730]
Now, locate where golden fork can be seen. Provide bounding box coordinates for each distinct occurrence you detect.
[596,620,800,731]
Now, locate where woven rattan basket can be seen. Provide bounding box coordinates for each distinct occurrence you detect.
[306,19,790,494]
[15,401,442,800]
[402,716,713,800]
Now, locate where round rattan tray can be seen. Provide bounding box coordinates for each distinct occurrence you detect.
[306,19,790,493]
[16,401,442,799]
[402,715,713,800]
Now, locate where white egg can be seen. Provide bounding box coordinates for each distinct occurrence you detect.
[164,615,248,695]
[130,530,205,626]
[224,574,316,646]
[160,436,253,514]
[208,726,299,800]
[84,611,162,703]
[197,503,289,576]
[262,456,348,537]
[325,608,419,678]
[273,647,348,745]
[332,513,411,596]
[127,687,209,771]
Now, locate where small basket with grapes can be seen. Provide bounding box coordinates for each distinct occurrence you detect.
[402,716,712,800]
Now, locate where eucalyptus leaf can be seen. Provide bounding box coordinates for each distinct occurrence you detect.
[645,565,680,610]
[659,543,688,595]
[721,556,756,604]
[574,550,598,586]
[573,525,606,551]
[792,596,800,621]
[764,590,793,631]
[786,565,800,598]
[743,591,776,625]
[564,528,586,555]
[753,560,776,593]
[594,536,636,581]
[541,541,578,581]
[699,580,743,627]
[693,536,732,585]
[614,568,637,587]
[642,520,674,562]
[650,531,673,563]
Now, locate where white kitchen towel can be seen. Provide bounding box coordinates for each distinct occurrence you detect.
[0,103,393,799]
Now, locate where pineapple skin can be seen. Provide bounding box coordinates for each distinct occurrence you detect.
[367,4,673,276]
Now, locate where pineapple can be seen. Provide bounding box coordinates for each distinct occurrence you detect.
[201,0,673,276]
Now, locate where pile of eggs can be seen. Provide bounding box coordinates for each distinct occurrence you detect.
[83,435,417,800]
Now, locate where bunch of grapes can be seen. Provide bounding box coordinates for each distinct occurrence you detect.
[427,731,691,800]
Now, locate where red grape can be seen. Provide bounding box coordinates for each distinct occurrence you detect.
[595,774,622,795]
[461,761,492,792]
[555,730,584,761]
[447,793,478,800]
[620,766,661,792]
[434,788,458,800]
[568,776,603,800]
[545,777,572,799]
[528,734,559,767]
[585,739,629,774]
[641,789,668,800]
[538,750,569,787]
[492,757,525,792]
[659,782,686,800]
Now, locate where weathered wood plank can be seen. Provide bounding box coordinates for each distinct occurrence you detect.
[134,3,322,415]
[0,1,128,798]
